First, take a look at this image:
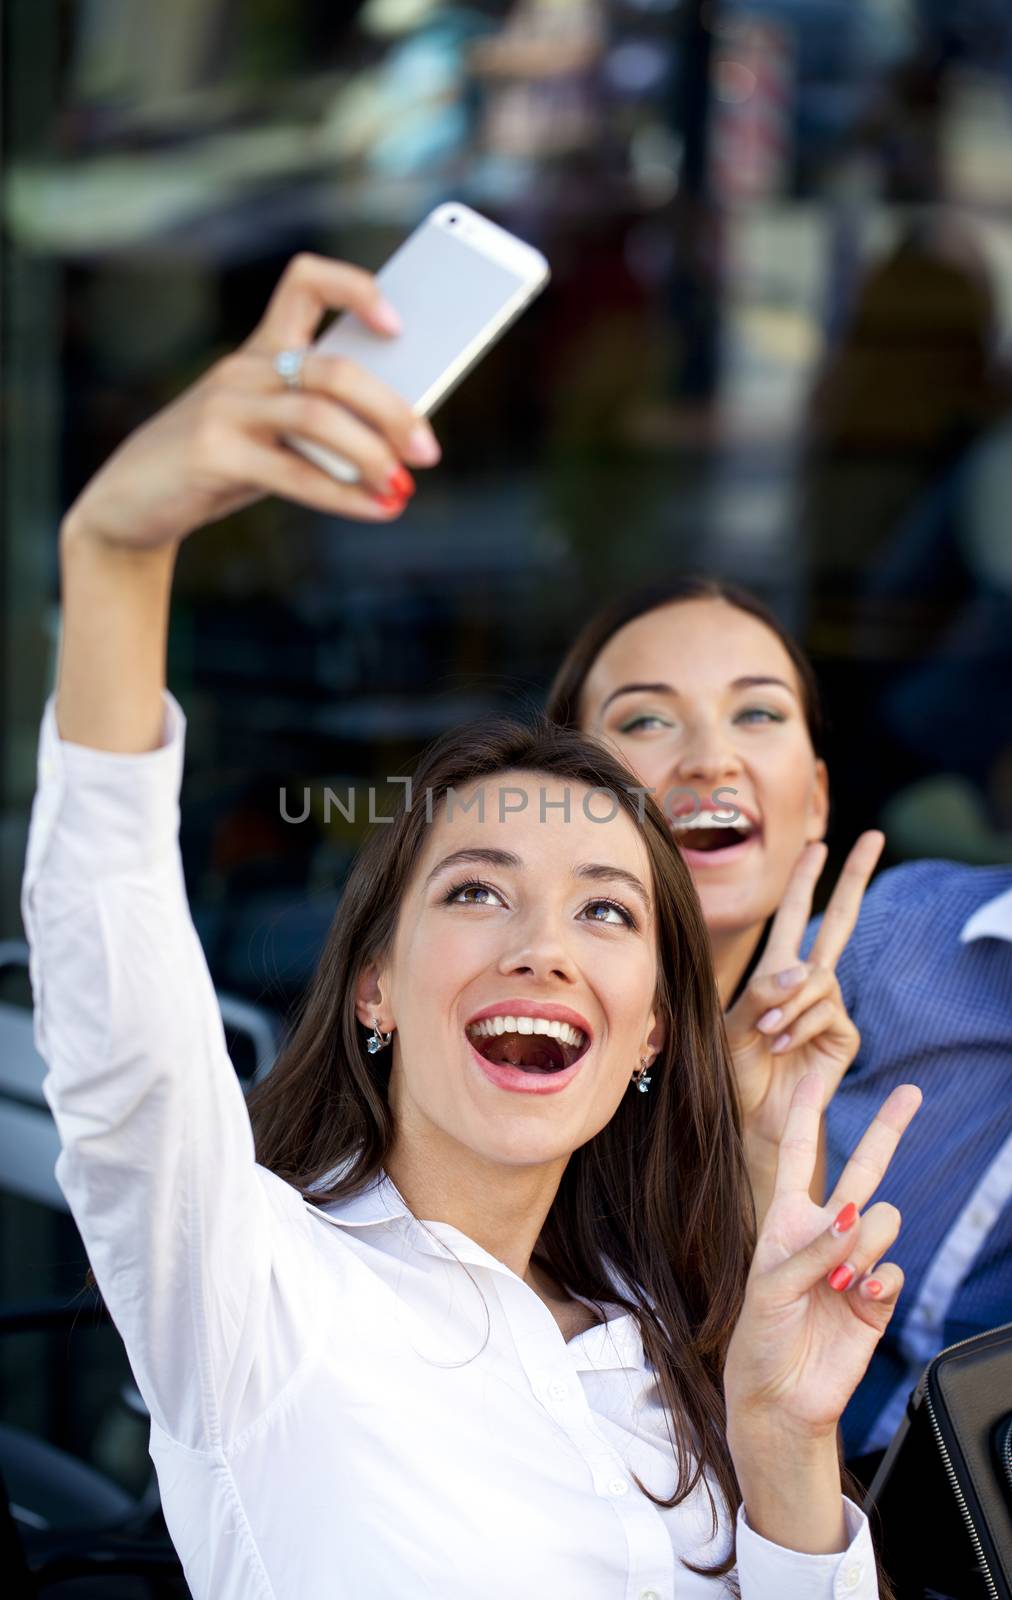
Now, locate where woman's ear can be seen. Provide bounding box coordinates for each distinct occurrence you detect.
[806,757,830,843]
[354,961,390,1030]
[644,1013,666,1063]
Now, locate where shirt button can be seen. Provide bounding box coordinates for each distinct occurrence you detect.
[640,1591,661,1600]
[607,1477,629,1497]
[547,1380,569,1401]
[841,1563,863,1589]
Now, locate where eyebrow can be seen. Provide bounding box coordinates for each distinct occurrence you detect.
[424,848,520,886]
[424,847,652,911]
[574,862,652,912]
[599,675,796,713]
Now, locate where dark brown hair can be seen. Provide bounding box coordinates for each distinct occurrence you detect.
[545,575,824,756]
[247,713,754,1580]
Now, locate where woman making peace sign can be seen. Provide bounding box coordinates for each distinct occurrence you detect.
[23,255,919,1597]
[548,579,1012,1465]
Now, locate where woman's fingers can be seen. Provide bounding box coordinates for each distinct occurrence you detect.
[216,349,440,475]
[727,965,808,1041]
[824,1084,922,1215]
[822,1200,901,1296]
[854,1261,904,1312]
[771,1072,825,1199]
[300,353,440,466]
[765,1194,901,1302]
[755,842,827,976]
[239,256,441,469]
[767,997,856,1066]
[748,965,836,1038]
[246,252,401,354]
[808,830,885,971]
[225,389,411,500]
[225,434,410,520]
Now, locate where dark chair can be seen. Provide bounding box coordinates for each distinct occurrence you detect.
[0,1299,188,1597]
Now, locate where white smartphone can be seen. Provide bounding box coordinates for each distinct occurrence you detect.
[287,202,550,484]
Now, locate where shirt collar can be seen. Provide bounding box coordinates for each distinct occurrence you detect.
[304,1167,645,1369]
[959,884,1012,945]
[567,1315,644,1374]
[306,1165,412,1228]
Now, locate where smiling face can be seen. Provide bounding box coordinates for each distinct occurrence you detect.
[355,770,662,1177]
[578,598,829,942]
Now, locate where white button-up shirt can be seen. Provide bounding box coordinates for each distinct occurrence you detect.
[21,691,878,1600]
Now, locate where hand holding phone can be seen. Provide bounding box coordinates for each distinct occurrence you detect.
[285,204,550,485]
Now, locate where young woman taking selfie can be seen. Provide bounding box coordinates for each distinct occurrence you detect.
[23,254,919,1598]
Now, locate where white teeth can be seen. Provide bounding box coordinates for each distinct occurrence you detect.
[466,1015,588,1048]
[672,811,754,833]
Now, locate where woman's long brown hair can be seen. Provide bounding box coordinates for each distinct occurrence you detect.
[248,714,754,1582]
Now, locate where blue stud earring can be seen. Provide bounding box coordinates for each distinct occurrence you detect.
[365,1015,393,1055]
[632,1057,652,1094]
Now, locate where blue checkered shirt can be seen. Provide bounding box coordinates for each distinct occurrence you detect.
[804,861,1012,1457]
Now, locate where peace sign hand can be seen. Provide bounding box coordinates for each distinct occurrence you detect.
[728,832,884,1184]
[725,1073,922,1442]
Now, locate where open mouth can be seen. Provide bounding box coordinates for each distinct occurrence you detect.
[465,1016,590,1076]
[671,813,758,855]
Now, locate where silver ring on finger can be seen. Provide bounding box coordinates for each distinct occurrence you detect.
[273,347,309,390]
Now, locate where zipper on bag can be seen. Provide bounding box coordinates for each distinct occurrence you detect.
[920,1324,1006,1600]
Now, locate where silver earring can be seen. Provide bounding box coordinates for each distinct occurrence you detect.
[365,1015,393,1055]
[632,1057,652,1094]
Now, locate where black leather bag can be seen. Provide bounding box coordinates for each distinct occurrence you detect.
[865,1323,1012,1600]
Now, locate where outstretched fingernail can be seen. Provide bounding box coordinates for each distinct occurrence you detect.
[862,1278,883,1298]
[370,490,407,512]
[833,1202,858,1234]
[408,425,441,465]
[776,966,807,989]
[756,1007,783,1033]
[828,1263,855,1292]
[386,465,416,499]
[373,298,402,334]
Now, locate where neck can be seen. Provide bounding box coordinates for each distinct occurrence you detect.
[385,1108,566,1284]
[710,921,766,1009]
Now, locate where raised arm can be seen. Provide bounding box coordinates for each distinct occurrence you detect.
[56,252,441,752]
[25,255,442,1453]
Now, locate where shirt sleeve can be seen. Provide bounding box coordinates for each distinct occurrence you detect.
[735,1496,877,1599]
[20,691,320,1454]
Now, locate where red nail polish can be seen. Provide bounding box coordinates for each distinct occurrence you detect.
[833,1202,858,1234]
[386,465,416,499]
[863,1278,883,1298]
[370,490,407,512]
[828,1263,855,1293]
